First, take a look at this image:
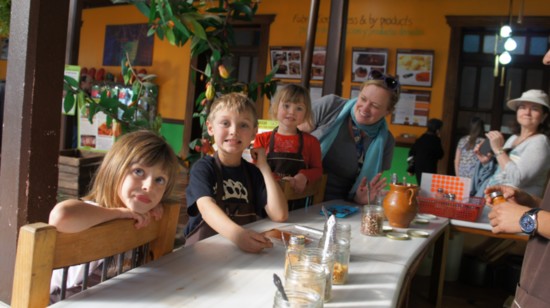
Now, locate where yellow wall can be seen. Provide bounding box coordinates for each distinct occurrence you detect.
[257,0,550,138]
[80,5,190,120]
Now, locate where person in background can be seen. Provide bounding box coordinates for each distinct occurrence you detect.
[253,84,322,210]
[184,93,288,253]
[408,118,444,185]
[485,47,550,308]
[454,116,485,178]
[299,70,400,204]
[474,89,550,198]
[48,130,180,301]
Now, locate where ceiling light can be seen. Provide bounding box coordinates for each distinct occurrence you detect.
[504,37,517,51]
[499,51,512,65]
[500,25,512,38]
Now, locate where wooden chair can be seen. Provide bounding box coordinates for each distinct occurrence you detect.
[11,202,180,308]
[282,174,328,206]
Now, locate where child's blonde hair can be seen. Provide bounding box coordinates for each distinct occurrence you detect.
[207,92,259,127]
[270,84,313,128]
[85,130,180,208]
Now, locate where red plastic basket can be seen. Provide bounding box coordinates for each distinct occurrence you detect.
[417,196,485,222]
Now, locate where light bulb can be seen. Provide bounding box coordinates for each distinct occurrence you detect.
[500,25,512,38]
[499,51,512,65]
[504,37,517,51]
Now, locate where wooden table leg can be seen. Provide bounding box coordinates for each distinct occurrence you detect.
[429,224,449,308]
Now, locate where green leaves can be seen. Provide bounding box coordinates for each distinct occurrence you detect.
[118,0,278,161]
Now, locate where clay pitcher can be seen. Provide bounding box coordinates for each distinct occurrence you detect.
[383,183,419,228]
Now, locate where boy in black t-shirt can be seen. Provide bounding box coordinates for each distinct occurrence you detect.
[184,93,288,253]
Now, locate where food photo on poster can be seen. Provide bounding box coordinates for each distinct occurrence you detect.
[396,49,434,87]
[351,48,388,83]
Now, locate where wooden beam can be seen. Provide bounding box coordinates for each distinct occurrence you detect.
[0,0,70,302]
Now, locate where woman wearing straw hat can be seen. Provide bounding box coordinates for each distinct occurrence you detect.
[485,48,550,308]
[474,89,550,198]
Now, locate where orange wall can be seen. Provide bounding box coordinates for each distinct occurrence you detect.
[75,1,550,136]
[0,60,6,80]
[257,0,550,138]
[80,5,190,120]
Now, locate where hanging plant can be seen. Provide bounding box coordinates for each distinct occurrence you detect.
[0,0,11,38]
[114,0,279,166]
[62,53,162,135]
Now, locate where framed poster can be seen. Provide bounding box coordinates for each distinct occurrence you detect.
[270,46,302,79]
[391,89,431,126]
[396,49,434,87]
[103,23,154,66]
[311,46,326,80]
[351,48,388,83]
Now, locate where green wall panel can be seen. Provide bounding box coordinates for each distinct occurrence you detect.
[160,122,184,155]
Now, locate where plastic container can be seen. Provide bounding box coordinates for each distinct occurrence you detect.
[417,196,485,222]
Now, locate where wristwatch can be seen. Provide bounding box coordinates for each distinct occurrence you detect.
[519,208,541,236]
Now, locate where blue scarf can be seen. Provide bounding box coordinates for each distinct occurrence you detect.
[319,98,388,198]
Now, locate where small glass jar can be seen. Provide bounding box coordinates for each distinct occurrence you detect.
[361,204,384,236]
[300,248,334,302]
[273,288,323,308]
[284,263,326,303]
[332,238,350,285]
[285,235,305,274]
[490,190,506,205]
[318,222,351,246]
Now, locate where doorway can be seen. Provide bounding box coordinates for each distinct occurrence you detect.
[443,16,550,174]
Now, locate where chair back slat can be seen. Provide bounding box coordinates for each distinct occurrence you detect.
[11,202,181,308]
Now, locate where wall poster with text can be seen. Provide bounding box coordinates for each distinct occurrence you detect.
[351,48,388,83]
[391,89,431,127]
[396,49,434,87]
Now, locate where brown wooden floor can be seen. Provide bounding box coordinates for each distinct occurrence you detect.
[409,274,514,308]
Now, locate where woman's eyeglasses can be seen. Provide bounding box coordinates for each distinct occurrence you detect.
[367,70,400,93]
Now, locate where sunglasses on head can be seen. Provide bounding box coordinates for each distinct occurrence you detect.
[367,70,400,92]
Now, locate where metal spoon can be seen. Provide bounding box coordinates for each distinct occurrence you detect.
[273,273,288,301]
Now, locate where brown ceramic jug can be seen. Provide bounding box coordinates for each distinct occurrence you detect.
[383,183,419,228]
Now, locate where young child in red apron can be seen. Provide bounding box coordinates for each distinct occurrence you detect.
[253,84,323,210]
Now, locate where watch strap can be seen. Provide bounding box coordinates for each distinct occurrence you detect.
[522,208,541,235]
